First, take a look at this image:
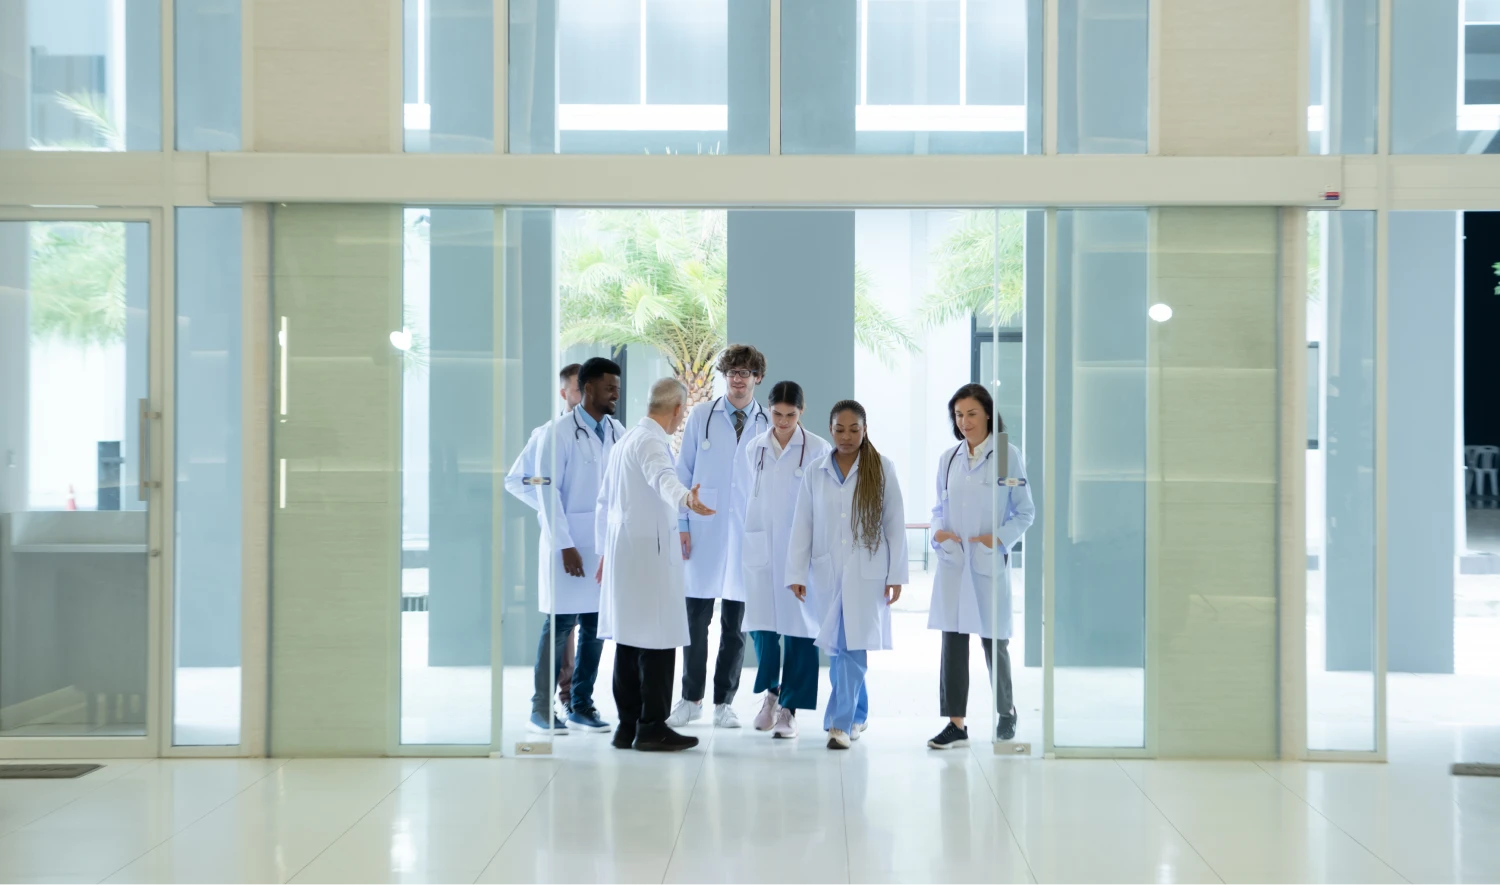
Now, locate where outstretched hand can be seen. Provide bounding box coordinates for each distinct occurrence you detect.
[684,484,716,517]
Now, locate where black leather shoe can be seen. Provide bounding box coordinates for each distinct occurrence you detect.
[612,727,636,749]
[634,726,699,752]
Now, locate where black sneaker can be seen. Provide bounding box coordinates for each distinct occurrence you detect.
[634,725,700,752]
[612,724,637,750]
[997,712,1018,742]
[927,723,970,750]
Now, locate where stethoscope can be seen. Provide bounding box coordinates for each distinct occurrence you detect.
[699,397,768,450]
[753,425,807,498]
[571,409,619,445]
[942,437,1029,498]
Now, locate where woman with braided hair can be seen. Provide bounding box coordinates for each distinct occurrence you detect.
[786,400,909,750]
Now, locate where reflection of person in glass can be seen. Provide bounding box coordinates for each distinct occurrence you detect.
[925,383,1035,750]
[787,400,908,750]
[595,378,716,752]
[737,381,832,740]
[669,344,770,730]
[504,357,626,736]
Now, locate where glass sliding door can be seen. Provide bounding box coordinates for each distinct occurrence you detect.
[0,216,159,751]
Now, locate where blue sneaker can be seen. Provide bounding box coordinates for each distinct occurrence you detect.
[567,708,613,733]
[528,712,568,735]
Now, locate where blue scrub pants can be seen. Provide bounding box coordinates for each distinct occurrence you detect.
[823,612,869,733]
[751,630,820,712]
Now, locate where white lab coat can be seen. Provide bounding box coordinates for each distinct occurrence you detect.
[737,426,833,638]
[675,397,770,602]
[595,418,696,650]
[927,437,1035,639]
[785,452,910,653]
[502,408,625,614]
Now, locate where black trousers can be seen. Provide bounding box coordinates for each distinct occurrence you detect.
[939,632,1014,721]
[614,644,676,734]
[682,597,746,705]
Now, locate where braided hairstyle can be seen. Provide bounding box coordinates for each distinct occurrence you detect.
[829,400,886,554]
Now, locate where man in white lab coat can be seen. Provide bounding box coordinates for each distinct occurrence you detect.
[504,358,624,735]
[668,344,770,729]
[595,378,716,752]
[504,364,582,717]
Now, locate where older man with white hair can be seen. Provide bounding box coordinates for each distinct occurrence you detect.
[595,377,716,751]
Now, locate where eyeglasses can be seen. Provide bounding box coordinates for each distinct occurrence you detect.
[724,370,756,380]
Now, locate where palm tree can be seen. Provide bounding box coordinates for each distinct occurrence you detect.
[29,222,127,345]
[558,210,918,410]
[916,210,1026,329]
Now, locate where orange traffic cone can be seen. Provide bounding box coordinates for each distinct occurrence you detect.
[66,484,77,511]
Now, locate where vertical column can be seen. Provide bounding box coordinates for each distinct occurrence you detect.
[779,1,856,154]
[123,225,150,511]
[1023,209,1045,666]
[0,224,27,516]
[1150,208,1280,758]
[727,0,771,154]
[427,0,494,152]
[125,0,163,150]
[0,0,25,149]
[1390,0,1464,154]
[507,0,558,154]
[1325,0,1379,154]
[426,208,496,665]
[725,211,856,429]
[1386,212,1459,674]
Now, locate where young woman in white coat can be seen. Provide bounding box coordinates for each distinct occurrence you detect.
[787,400,909,750]
[925,383,1035,750]
[737,381,832,739]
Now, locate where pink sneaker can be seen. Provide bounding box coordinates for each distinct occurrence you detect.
[772,708,798,739]
[753,692,780,731]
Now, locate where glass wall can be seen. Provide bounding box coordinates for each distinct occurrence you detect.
[782,0,1040,155]
[1057,0,1149,154]
[0,0,162,151]
[1393,0,1500,153]
[1306,210,1378,752]
[404,0,494,152]
[0,219,152,737]
[175,0,241,150]
[509,0,770,154]
[1308,0,1378,154]
[173,207,243,746]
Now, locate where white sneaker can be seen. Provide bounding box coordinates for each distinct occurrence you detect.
[753,692,780,731]
[667,699,703,728]
[827,728,852,750]
[772,708,798,739]
[714,704,742,729]
[851,722,868,741]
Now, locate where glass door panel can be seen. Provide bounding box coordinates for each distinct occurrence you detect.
[0,220,154,739]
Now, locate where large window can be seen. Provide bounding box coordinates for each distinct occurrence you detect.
[403,0,494,152]
[0,0,162,151]
[175,0,241,150]
[1308,0,1378,154]
[1393,0,1500,153]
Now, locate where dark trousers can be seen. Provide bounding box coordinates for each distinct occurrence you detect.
[682,597,746,705]
[614,644,676,735]
[557,628,576,708]
[751,630,820,712]
[939,632,1014,721]
[531,613,602,717]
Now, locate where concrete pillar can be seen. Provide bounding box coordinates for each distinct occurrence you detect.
[780,1,856,154]
[427,0,494,152]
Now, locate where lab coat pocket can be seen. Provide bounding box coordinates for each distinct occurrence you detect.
[688,487,718,521]
[566,511,596,551]
[742,530,770,568]
[936,538,964,565]
[971,543,996,577]
[810,553,834,590]
[858,545,889,581]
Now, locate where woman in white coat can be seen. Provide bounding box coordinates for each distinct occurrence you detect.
[925,383,1035,750]
[787,400,908,750]
[737,381,832,739]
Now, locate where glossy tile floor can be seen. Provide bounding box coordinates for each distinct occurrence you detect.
[4,722,1500,885]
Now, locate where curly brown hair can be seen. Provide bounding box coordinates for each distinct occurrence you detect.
[716,344,767,378]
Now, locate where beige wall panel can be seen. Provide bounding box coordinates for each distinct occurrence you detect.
[250,0,397,152]
[1156,0,1301,156]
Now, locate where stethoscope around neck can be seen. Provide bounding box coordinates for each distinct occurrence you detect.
[753,424,807,498]
[943,437,995,497]
[699,397,768,450]
[571,408,618,445]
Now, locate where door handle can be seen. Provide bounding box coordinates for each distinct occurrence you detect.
[137,399,161,500]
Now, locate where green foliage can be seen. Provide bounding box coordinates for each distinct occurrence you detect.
[918,211,1026,329]
[29,222,127,345]
[1492,261,1499,296]
[558,210,920,387]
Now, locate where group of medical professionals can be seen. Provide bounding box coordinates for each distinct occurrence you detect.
[503,344,1034,753]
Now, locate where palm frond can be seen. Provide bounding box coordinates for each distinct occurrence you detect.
[52,92,123,150]
[918,211,1026,329]
[855,291,920,367]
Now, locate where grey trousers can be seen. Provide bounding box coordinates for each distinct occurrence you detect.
[939,632,1015,721]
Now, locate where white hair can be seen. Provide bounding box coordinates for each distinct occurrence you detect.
[648,377,688,414]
